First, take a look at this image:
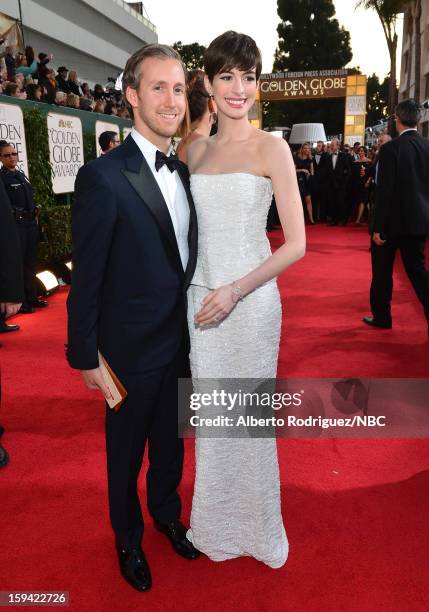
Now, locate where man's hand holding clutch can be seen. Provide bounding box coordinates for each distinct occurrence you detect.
[81,353,128,411]
[81,368,113,401]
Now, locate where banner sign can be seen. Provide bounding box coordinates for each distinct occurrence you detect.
[47,113,84,194]
[95,120,120,157]
[259,70,348,101]
[0,103,29,176]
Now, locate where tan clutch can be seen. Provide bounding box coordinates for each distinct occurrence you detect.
[98,351,128,411]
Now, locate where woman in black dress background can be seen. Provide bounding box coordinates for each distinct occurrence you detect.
[350,145,372,224]
[294,142,315,224]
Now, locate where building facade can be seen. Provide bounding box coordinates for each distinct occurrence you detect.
[1,0,157,86]
[398,0,429,136]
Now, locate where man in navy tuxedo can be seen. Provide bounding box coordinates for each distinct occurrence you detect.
[67,44,199,592]
[363,99,429,334]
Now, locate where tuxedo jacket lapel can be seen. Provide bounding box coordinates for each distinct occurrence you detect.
[176,162,198,288]
[121,146,184,277]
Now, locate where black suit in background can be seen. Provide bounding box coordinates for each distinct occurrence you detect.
[67,135,198,550]
[325,151,351,224]
[370,129,429,326]
[0,179,24,304]
[0,179,24,331]
[312,151,330,221]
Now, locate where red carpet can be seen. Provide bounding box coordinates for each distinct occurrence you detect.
[1,225,428,611]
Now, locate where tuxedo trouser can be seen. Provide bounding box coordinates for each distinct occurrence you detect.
[370,235,429,324]
[16,224,38,303]
[105,347,186,551]
[328,187,347,222]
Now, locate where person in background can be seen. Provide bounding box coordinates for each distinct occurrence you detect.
[0,177,24,467]
[104,101,118,115]
[81,82,92,99]
[177,68,217,163]
[36,52,52,81]
[326,137,351,226]
[4,46,15,80]
[54,91,67,106]
[363,99,429,335]
[0,173,23,338]
[2,82,20,98]
[79,97,93,111]
[15,52,38,77]
[350,145,372,225]
[93,99,106,114]
[39,66,57,103]
[351,141,361,161]
[67,70,81,96]
[66,92,80,109]
[294,142,315,224]
[0,141,47,314]
[117,106,130,119]
[92,83,105,100]
[55,66,70,93]
[98,130,120,154]
[25,83,42,101]
[312,140,329,222]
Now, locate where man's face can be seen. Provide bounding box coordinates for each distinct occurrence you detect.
[109,136,121,150]
[330,140,338,153]
[126,57,186,145]
[316,142,323,153]
[0,145,18,170]
[59,70,68,80]
[353,143,360,152]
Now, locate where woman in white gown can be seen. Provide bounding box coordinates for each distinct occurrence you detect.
[186,31,306,568]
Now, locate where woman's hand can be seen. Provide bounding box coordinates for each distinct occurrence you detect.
[194,284,236,326]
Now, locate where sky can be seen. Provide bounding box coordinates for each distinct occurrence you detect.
[138,0,403,80]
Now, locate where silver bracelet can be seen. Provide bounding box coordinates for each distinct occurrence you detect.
[231,282,245,303]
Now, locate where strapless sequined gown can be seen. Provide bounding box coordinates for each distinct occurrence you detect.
[187,173,288,568]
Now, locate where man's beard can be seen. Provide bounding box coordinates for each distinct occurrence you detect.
[137,106,182,138]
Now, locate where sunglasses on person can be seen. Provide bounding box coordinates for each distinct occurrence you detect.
[0,152,18,157]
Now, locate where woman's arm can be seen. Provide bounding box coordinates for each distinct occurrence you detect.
[195,136,306,325]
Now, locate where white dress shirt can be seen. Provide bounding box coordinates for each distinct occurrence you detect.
[131,128,190,271]
[332,152,338,169]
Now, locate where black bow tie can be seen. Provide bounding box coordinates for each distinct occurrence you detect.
[155,150,181,173]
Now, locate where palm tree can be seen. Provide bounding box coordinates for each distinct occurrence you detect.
[355,0,404,113]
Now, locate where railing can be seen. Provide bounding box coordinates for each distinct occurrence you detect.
[112,0,157,33]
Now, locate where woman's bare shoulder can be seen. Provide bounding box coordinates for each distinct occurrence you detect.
[187,136,210,172]
[254,129,292,174]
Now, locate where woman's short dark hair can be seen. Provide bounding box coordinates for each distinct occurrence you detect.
[395,98,422,127]
[187,69,210,123]
[204,31,262,82]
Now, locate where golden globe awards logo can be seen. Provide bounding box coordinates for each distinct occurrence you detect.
[259,70,348,101]
[47,113,84,194]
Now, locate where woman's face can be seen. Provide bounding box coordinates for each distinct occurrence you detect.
[208,66,257,120]
[302,144,310,157]
[358,147,366,159]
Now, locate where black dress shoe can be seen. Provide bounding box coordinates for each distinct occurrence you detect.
[0,323,20,333]
[154,520,200,560]
[29,299,48,308]
[116,546,152,592]
[362,316,392,329]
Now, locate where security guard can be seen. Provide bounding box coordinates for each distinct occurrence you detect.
[0,140,47,313]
